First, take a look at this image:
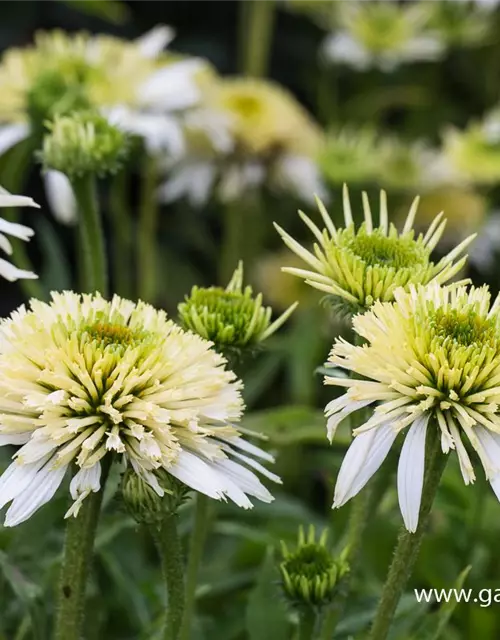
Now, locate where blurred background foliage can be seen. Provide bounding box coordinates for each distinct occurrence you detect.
[2,1,500,639]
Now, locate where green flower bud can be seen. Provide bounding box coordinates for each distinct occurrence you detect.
[121,469,189,525]
[40,111,129,179]
[178,261,297,358]
[279,525,349,609]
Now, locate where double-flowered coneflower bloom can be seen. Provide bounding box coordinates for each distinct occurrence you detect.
[275,186,475,312]
[0,292,280,527]
[325,283,500,532]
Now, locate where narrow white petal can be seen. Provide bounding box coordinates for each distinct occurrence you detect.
[0,456,52,509]
[333,422,396,508]
[0,433,32,445]
[15,438,58,464]
[0,217,34,241]
[326,398,373,442]
[0,257,37,282]
[397,415,429,533]
[136,24,175,58]
[44,171,77,224]
[212,458,274,503]
[5,464,67,526]
[168,450,226,500]
[138,59,204,111]
[69,462,101,501]
[490,475,500,502]
[0,123,30,157]
[0,191,39,209]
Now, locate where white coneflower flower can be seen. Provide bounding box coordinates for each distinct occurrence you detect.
[0,292,280,527]
[322,2,445,72]
[275,186,475,312]
[325,283,500,532]
[0,186,39,281]
[159,77,326,206]
[0,27,210,222]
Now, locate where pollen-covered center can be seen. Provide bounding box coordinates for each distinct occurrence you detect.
[345,230,428,269]
[283,545,333,580]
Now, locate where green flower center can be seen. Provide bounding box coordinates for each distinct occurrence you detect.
[345,229,427,270]
[84,322,147,349]
[27,67,91,132]
[283,545,333,580]
[352,6,411,52]
[429,309,499,348]
[225,94,263,119]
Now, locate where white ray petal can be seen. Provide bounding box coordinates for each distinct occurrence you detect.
[0,258,37,282]
[397,415,429,533]
[0,217,34,241]
[0,123,29,156]
[333,422,397,508]
[211,458,274,503]
[4,464,67,526]
[43,171,77,224]
[136,24,175,58]
[0,433,32,445]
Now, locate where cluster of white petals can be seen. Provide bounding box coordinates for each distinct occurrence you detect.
[0,292,279,526]
[0,186,39,281]
[325,283,500,532]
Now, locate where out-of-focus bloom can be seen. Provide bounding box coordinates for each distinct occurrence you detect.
[159,77,326,206]
[279,525,349,607]
[322,2,445,72]
[469,211,500,272]
[0,292,280,527]
[275,185,474,313]
[179,261,297,357]
[409,187,487,246]
[0,187,39,282]
[0,27,210,222]
[428,0,494,47]
[40,111,129,179]
[377,138,440,192]
[326,283,500,532]
[319,129,380,187]
[440,117,500,185]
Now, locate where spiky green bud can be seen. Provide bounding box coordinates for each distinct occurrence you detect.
[40,111,129,179]
[279,525,349,609]
[178,261,297,358]
[121,469,189,525]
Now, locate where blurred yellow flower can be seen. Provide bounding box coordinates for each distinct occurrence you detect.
[441,122,500,185]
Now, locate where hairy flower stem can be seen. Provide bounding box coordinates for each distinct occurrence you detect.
[109,168,133,298]
[153,514,185,640]
[368,426,447,640]
[179,494,211,640]
[137,153,158,303]
[54,464,110,640]
[239,0,275,77]
[298,608,317,640]
[72,175,108,296]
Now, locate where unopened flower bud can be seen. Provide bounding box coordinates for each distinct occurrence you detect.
[279,525,349,608]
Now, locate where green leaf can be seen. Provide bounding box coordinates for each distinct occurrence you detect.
[245,551,289,640]
[60,0,131,24]
[243,406,349,446]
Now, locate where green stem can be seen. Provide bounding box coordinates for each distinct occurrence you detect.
[239,0,276,77]
[72,175,107,296]
[109,168,133,298]
[297,607,317,640]
[368,425,447,640]
[54,465,110,640]
[137,154,158,303]
[153,514,185,640]
[179,494,211,640]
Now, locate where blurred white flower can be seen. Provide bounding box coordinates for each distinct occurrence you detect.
[322,2,445,71]
[469,212,500,272]
[0,186,39,282]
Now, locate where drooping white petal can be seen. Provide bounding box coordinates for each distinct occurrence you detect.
[0,433,32,445]
[333,422,397,508]
[0,455,52,510]
[4,464,67,526]
[0,217,34,242]
[211,458,274,504]
[43,171,77,225]
[0,188,39,209]
[327,398,373,442]
[397,415,429,533]
[321,33,370,70]
[65,462,102,518]
[136,24,175,58]
[0,257,37,282]
[0,123,30,157]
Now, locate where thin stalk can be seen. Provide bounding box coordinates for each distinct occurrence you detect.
[179,494,211,640]
[153,514,185,640]
[368,425,447,640]
[109,168,133,298]
[72,175,107,296]
[239,0,276,77]
[137,154,158,303]
[54,464,110,640]
[297,608,317,640]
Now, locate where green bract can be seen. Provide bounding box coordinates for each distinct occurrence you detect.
[178,262,297,355]
[40,111,129,179]
[279,525,349,608]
